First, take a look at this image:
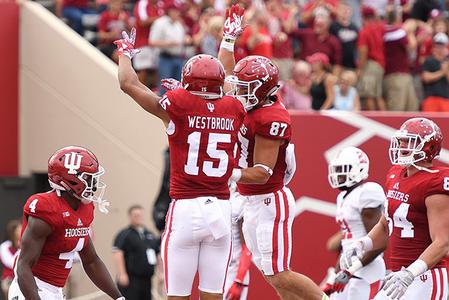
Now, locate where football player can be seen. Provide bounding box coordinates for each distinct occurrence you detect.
[115,29,245,300]
[323,147,386,299]
[8,146,124,300]
[342,118,449,300]
[217,4,329,300]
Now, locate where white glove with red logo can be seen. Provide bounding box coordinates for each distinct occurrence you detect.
[113,27,140,59]
[161,78,182,91]
[97,199,110,214]
[221,4,245,52]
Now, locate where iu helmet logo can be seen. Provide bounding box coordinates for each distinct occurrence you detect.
[64,152,82,174]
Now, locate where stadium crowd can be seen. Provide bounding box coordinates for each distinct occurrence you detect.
[48,0,449,112]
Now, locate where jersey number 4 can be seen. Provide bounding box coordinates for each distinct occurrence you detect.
[185,132,231,177]
[387,203,414,238]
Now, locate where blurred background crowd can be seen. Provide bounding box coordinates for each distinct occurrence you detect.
[35,0,449,112]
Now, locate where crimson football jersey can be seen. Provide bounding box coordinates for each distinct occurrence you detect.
[21,191,94,287]
[385,165,449,271]
[160,89,246,199]
[236,98,292,195]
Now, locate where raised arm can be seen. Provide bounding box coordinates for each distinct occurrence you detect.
[115,28,170,125]
[16,217,52,300]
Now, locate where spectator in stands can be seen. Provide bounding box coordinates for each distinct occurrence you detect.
[383,8,419,111]
[357,5,386,110]
[0,219,21,299]
[266,0,295,80]
[330,1,358,70]
[193,14,223,57]
[307,52,337,110]
[132,0,164,86]
[421,32,449,112]
[113,205,159,300]
[239,8,273,58]
[56,0,96,35]
[281,60,312,110]
[301,0,339,26]
[290,12,343,73]
[332,69,360,111]
[410,0,442,22]
[97,0,130,63]
[419,13,448,63]
[149,1,192,95]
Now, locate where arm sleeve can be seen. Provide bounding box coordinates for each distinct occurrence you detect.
[23,196,57,231]
[358,182,387,211]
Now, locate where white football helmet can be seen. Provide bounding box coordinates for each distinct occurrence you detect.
[328,147,369,189]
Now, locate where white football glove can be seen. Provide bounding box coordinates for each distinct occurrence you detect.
[340,242,363,270]
[113,27,140,59]
[382,267,414,299]
[221,4,245,51]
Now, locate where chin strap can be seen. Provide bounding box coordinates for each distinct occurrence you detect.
[411,163,439,173]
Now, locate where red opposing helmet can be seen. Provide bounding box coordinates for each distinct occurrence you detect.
[48,146,106,204]
[226,55,280,110]
[181,54,225,99]
[389,118,443,168]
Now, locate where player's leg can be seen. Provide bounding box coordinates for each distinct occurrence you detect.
[198,200,232,300]
[259,188,324,300]
[344,277,375,300]
[161,200,200,299]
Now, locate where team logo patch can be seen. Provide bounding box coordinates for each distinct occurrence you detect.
[393,182,400,190]
[205,199,213,205]
[77,218,84,227]
[420,274,428,282]
[207,102,215,112]
[62,211,70,217]
[263,198,271,206]
[64,152,82,175]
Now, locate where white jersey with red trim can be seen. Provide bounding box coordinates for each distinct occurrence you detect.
[336,182,386,283]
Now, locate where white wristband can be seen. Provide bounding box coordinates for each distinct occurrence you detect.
[347,258,363,274]
[220,39,235,52]
[406,259,428,277]
[231,169,242,182]
[359,236,373,251]
[253,164,273,176]
[116,297,126,300]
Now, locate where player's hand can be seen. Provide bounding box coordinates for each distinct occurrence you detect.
[113,27,140,59]
[223,4,245,41]
[340,240,364,269]
[333,270,352,293]
[382,267,414,299]
[118,272,129,287]
[225,281,245,300]
[321,283,334,295]
[161,78,182,91]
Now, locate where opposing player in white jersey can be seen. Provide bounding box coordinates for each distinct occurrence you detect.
[342,118,449,300]
[323,147,386,299]
[224,182,252,300]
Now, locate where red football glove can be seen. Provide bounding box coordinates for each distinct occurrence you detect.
[113,27,140,59]
[333,269,352,293]
[321,283,335,296]
[161,78,182,91]
[226,281,246,300]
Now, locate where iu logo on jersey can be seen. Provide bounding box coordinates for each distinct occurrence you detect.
[207,102,215,112]
[64,152,82,175]
[420,274,428,282]
[264,198,271,206]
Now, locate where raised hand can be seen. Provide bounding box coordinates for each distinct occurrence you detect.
[113,27,140,59]
[161,78,183,91]
[223,4,245,41]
